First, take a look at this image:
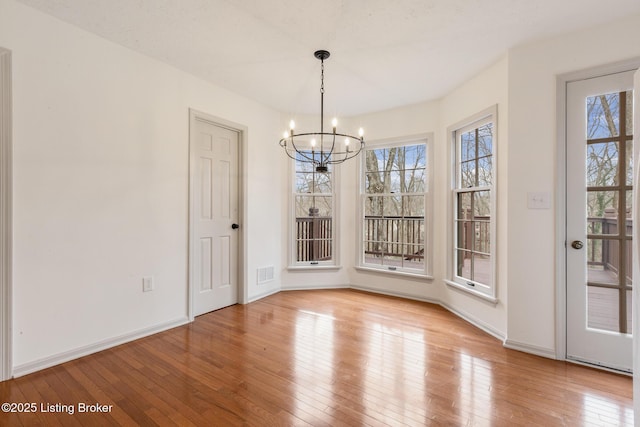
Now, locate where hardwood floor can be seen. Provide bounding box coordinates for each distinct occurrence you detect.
[0,289,633,426]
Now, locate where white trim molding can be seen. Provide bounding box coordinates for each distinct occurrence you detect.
[13,317,189,378]
[503,339,557,360]
[0,47,13,381]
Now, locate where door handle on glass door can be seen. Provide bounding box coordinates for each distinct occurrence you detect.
[571,240,583,249]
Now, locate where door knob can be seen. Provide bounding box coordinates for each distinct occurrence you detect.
[571,240,584,250]
[231,223,239,230]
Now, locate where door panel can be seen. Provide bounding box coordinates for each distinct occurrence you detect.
[566,70,634,372]
[191,118,239,316]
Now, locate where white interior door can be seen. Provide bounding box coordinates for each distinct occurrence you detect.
[566,69,635,372]
[190,116,239,316]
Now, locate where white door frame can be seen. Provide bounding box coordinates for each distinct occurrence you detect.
[0,47,13,381]
[188,109,247,321]
[556,58,640,365]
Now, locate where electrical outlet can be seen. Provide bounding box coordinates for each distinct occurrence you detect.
[142,276,153,292]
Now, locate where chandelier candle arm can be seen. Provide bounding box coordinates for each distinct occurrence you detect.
[279,50,365,173]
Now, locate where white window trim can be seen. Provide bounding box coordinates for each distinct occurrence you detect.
[287,154,340,269]
[446,106,498,303]
[356,134,433,278]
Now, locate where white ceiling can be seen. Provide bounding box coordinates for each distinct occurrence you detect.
[16,0,640,116]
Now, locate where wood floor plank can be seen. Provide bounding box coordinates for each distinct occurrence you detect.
[0,289,633,426]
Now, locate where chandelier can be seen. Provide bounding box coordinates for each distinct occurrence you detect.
[279,50,364,173]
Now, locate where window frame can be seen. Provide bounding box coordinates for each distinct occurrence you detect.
[446,106,498,302]
[356,135,432,278]
[288,148,340,270]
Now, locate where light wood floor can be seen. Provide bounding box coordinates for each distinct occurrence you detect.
[0,289,633,426]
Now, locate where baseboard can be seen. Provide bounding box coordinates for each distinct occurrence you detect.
[246,287,281,303]
[503,339,557,359]
[349,284,441,305]
[280,284,350,292]
[439,301,506,342]
[12,316,190,378]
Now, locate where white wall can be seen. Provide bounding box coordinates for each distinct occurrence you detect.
[506,13,640,354]
[0,0,283,371]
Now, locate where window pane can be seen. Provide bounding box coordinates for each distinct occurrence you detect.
[473,221,491,254]
[296,171,332,193]
[626,140,633,186]
[626,191,632,237]
[295,216,333,262]
[364,247,382,265]
[405,144,427,169]
[365,172,385,193]
[477,156,492,187]
[456,249,471,280]
[626,239,633,284]
[295,155,315,172]
[400,219,420,248]
[295,196,332,218]
[317,172,332,193]
[457,192,472,219]
[400,169,425,193]
[625,90,633,136]
[587,93,620,139]
[404,195,424,217]
[472,253,492,286]
[460,160,475,189]
[587,239,618,286]
[586,142,618,187]
[586,191,618,234]
[403,244,424,269]
[410,168,426,192]
[474,191,491,217]
[627,290,633,334]
[457,220,471,251]
[460,132,475,162]
[295,172,312,193]
[477,124,493,158]
[587,286,620,333]
[389,170,401,193]
[365,196,383,217]
[382,196,401,217]
[365,218,385,244]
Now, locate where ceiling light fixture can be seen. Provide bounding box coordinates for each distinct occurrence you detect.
[279,50,364,173]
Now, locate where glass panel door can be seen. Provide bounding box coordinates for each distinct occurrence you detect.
[566,70,634,372]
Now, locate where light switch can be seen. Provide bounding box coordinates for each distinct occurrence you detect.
[527,192,550,209]
[143,276,154,292]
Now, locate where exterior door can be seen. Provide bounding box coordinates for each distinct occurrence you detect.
[566,69,635,372]
[190,116,239,316]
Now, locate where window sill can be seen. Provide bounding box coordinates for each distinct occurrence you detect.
[287,265,342,272]
[444,280,498,305]
[355,265,432,280]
